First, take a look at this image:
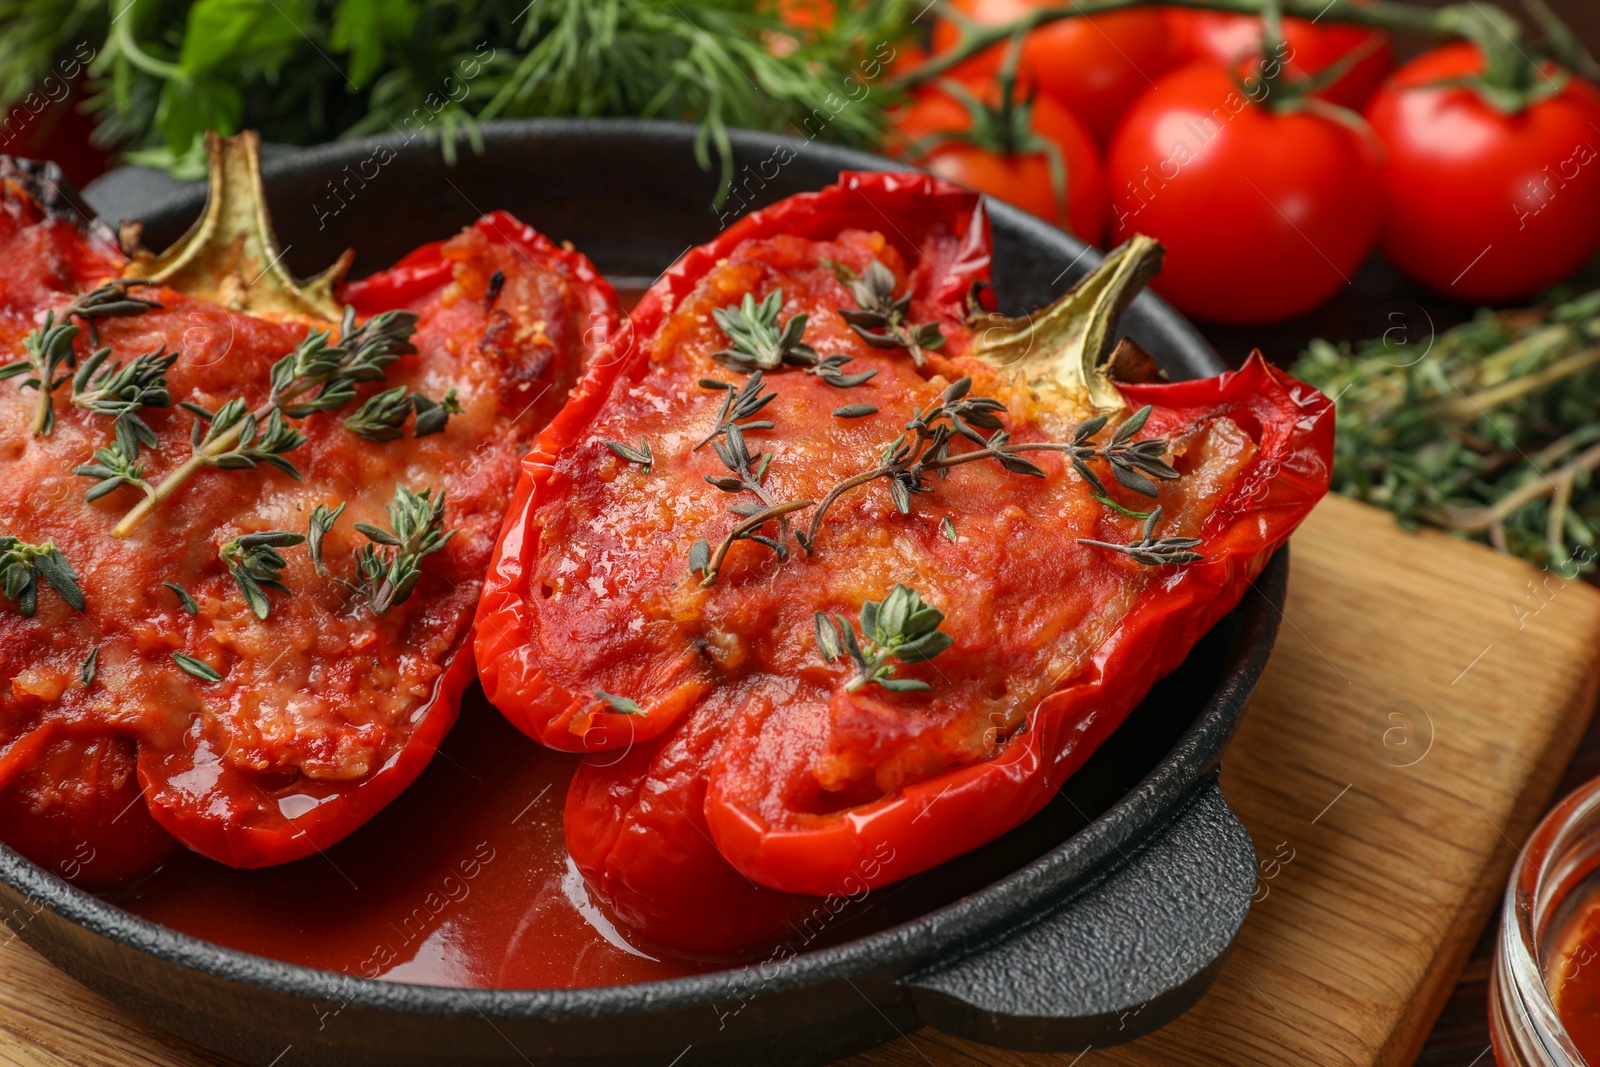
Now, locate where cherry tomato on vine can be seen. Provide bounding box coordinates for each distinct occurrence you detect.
[893,82,1107,243]
[1364,43,1600,303]
[930,0,1172,143]
[1165,8,1393,111]
[1107,62,1381,324]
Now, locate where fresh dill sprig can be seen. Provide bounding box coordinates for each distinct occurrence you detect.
[0,535,84,616]
[220,531,305,620]
[814,583,954,693]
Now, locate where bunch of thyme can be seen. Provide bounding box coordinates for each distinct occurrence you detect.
[1292,288,1600,572]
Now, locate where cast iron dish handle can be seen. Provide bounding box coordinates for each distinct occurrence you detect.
[900,772,1254,1052]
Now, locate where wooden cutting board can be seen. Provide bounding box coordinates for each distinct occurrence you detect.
[4,493,1600,1067]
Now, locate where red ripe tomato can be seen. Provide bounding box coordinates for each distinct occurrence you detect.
[893,84,1107,243]
[1107,62,1381,324]
[1364,43,1600,303]
[1166,8,1393,111]
[931,0,1172,143]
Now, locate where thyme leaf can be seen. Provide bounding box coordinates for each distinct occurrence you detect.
[800,384,1177,554]
[308,502,346,578]
[172,651,222,684]
[594,690,646,716]
[0,535,84,616]
[80,646,99,687]
[411,388,461,437]
[163,580,199,615]
[220,530,305,620]
[1077,506,1204,567]
[941,515,958,541]
[814,583,954,693]
[806,354,877,389]
[603,437,654,473]
[833,403,878,418]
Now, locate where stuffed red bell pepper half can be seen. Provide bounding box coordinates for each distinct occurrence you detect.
[475,171,1334,954]
[0,133,617,882]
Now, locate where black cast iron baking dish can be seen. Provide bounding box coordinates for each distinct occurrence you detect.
[0,119,1282,1067]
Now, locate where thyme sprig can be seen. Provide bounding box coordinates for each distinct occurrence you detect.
[695,373,776,450]
[0,536,84,616]
[691,423,814,584]
[220,531,305,620]
[837,259,946,367]
[113,308,418,537]
[344,385,461,441]
[1063,406,1179,497]
[70,346,177,446]
[63,280,162,344]
[76,419,155,502]
[1077,506,1204,567]
[711,290,822,373]
[1,315,79,436]
[815,583,954,693]
[1291,288,1600,572]
[800,381,1177,553]
[322,485,455,614]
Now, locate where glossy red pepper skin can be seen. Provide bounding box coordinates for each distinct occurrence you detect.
[476,172,1332,953]
[0,178,617,879]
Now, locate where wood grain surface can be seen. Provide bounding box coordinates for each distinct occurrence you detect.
[1,498,1598,1066]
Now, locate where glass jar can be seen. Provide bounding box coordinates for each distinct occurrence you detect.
[1492,775,1600,1066]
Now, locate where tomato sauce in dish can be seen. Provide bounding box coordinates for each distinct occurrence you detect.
[107,691,714,989]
